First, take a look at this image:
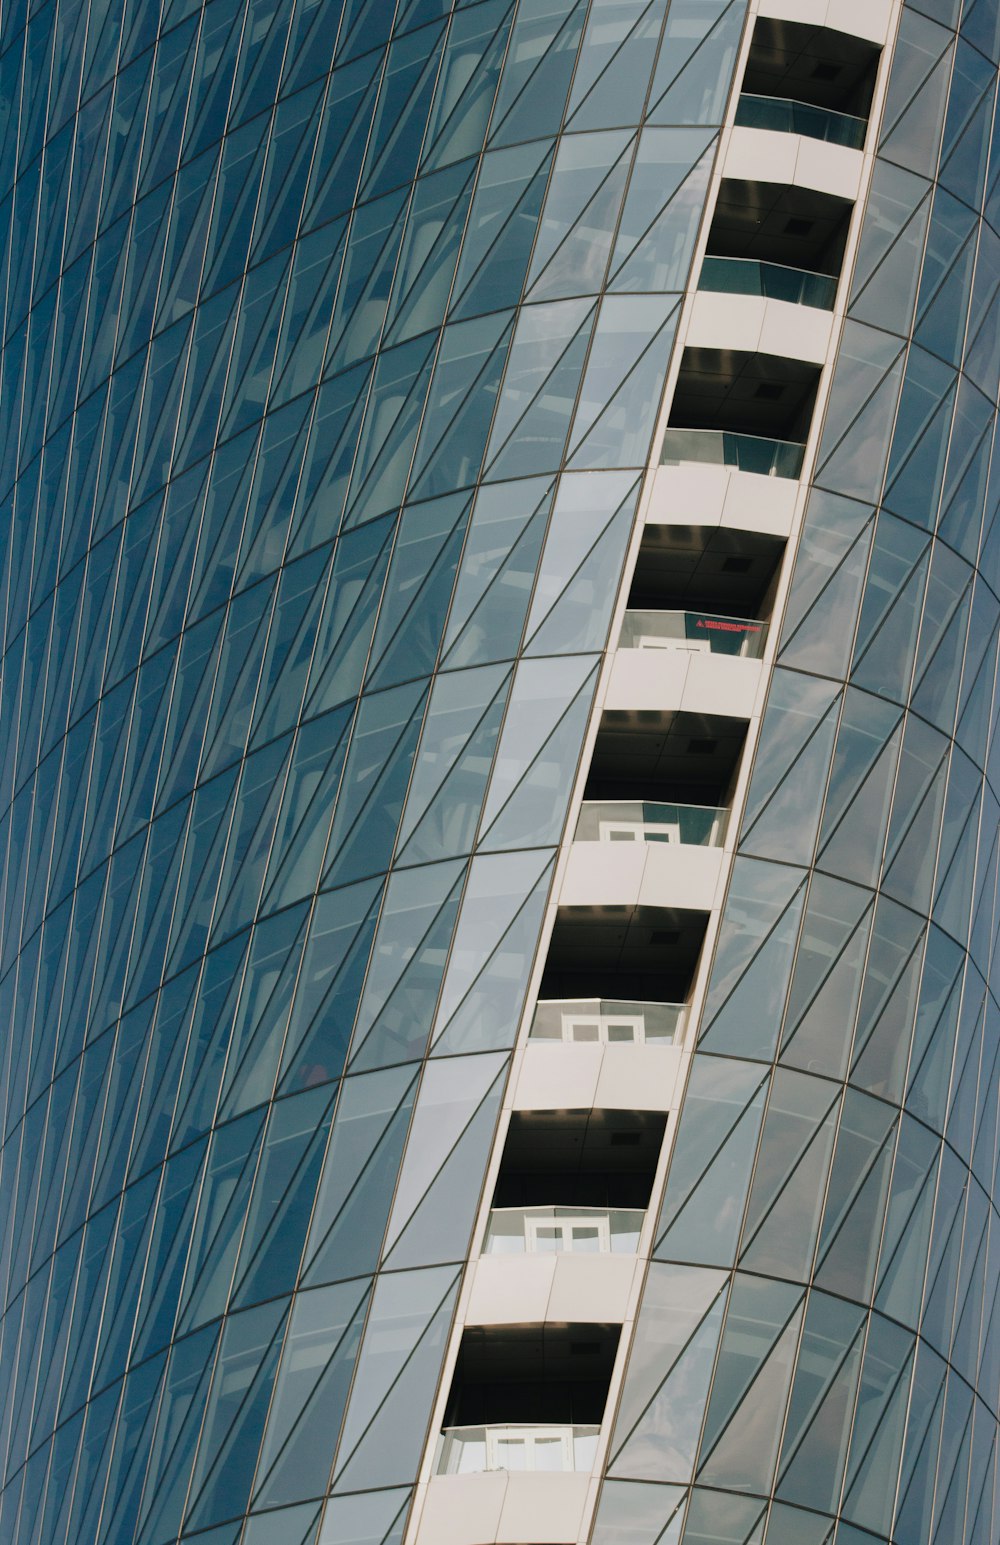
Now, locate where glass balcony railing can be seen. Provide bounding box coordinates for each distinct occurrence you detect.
[618,608,767,658]
[735,92,867,148]
[699,254,838,310]
[483,1206,645,1256]
[660,426,805,478]
[437,1424,601,1476]
[575,800,728,846]
[529,997,686,1045]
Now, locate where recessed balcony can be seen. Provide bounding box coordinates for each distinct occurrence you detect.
[628,522,785,621]
[563,712,740,911]
[723,17,879,198]
[595,530,769,768]
[419,1324,619,1543]
[438,1322,619,1460]
[493,1108,665,1209]
[671,343,819,433]
[741,16,880,122]
[584,708,746,821]
[707,178,852,281]
[467,1109,661,1322]
[513,909,703,1113]
[662,347,819,492]
[695,183,849,367]
[539,904,707,1013]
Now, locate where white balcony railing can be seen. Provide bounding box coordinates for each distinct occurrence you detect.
[436,1423,601,1475]
[483,1205,644,1256]
[529,998,686,1045]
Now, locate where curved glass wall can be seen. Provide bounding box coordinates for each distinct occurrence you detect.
[0,0,751,1542]
[6,0,997,1540]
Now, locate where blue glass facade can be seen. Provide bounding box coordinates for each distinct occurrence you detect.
[0,1,745,1540]
[0,1,997,1544]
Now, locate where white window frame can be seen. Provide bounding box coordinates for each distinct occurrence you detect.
[524,1213,611,1254]
[485,1425,575,1473]
[598,819,680,843]
[559,1009,647,1044]
[636,633,710,652]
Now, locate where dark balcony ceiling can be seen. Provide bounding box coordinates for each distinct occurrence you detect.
[588,710,748,805]
[707,178,853,272]
[456,1323,622,1386]
[743,15,881,115]
[670,348,820,439]
[500,1108,667,1177]
[629,522,784,612]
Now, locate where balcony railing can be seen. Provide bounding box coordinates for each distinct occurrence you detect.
[529,997,686,1045]
[699,254,838,310]
[483,1206,644,1256]
[575,800,728,846]
[437,1424,601,1475]
[619,608,767,658]
[735,92,867,148]
[661,426,805,478]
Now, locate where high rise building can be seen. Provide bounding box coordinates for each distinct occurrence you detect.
[0,0,997,1541]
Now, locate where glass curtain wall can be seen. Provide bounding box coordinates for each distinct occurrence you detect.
[0,1,749,1543]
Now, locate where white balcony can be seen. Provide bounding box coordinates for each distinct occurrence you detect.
[470,1210,642,1321]
[513,997,687,1113]
[687,286,833,365]
[561,828,725,912]
[416,1469,591,1545]
[466,1247,638,1325]
[562,801,727,911]
[513,1035,686,1115]
[723,120,864,203]
[647,452,799,540]
[603,641,763,718]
